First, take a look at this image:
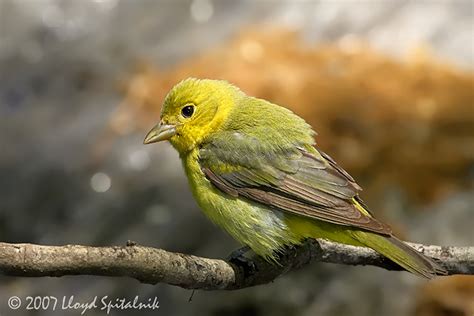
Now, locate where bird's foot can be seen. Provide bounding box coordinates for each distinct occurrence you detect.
[227,245,257,277]
[227,245,251,261]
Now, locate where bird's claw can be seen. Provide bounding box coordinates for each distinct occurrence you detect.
[227,246,257,277]
[227,245,251,261]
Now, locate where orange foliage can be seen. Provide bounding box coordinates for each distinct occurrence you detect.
[415,276,474,316]
[113,27,474,204]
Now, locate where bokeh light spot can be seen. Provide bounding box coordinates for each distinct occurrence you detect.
[240,40,264,62]
[90,172,111,193]
[190,0,214,23]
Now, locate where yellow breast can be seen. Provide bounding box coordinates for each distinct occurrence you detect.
[181,148,301,260]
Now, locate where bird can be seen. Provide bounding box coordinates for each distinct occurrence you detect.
[143,77,446,278]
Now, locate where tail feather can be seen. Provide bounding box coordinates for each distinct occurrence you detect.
[352,231,447,278]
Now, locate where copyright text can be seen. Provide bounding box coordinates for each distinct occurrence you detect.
[6,295,160,314]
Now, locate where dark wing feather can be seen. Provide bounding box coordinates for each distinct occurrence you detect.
[199,139,392,235]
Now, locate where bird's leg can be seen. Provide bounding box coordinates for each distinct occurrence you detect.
[227,245,251,261]
[227,245,258,277]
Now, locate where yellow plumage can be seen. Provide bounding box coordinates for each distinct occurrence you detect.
[144,78,446,278]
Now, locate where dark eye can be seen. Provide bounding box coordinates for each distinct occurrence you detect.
[181,105,195,118]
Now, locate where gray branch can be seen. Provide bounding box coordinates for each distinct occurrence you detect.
[0,239,472,290]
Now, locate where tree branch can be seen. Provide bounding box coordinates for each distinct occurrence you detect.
[0,240,472,290]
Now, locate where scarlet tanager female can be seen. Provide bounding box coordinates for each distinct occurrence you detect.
[144,78,446,278]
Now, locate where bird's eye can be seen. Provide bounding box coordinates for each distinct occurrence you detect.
[181,105,195,118]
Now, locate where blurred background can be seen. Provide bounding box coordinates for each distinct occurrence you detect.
[0,0,473,315]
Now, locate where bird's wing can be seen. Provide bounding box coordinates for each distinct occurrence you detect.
[199,135,392,235]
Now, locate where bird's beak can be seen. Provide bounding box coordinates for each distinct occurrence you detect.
[143,123,177,144]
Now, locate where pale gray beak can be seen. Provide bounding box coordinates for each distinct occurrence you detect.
[143,123,176,144]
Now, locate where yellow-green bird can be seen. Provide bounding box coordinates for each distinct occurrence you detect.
[144,78,446,278]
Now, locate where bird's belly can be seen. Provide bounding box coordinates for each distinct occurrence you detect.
[184,156,301,259]
[196,182,301,259]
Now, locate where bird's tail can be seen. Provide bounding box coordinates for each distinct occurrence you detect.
[351,230,447,279]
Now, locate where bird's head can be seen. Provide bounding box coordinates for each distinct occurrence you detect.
[143,78,242,154]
